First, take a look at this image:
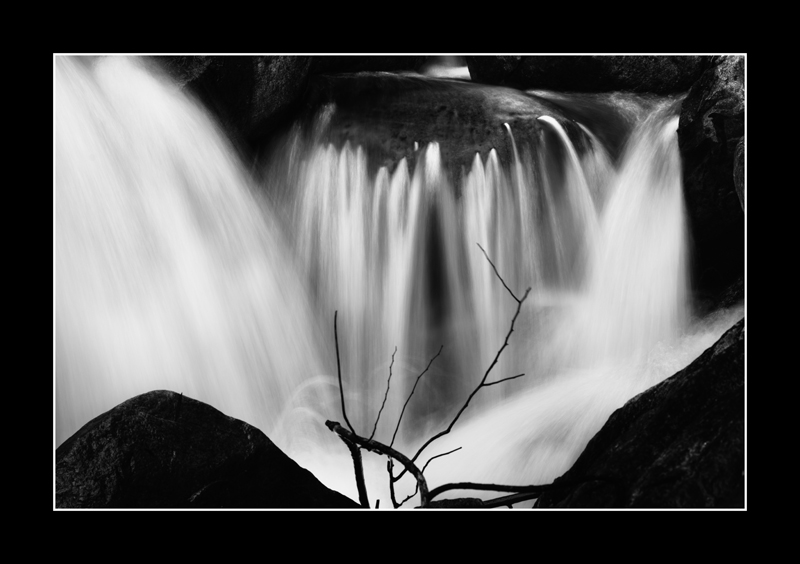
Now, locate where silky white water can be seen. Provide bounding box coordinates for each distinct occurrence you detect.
[55,56,328,445]
[54,56,742,507]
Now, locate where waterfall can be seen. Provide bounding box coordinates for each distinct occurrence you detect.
[55,56,327,445]
[55,56,742,507]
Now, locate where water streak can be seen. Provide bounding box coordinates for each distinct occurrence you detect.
[55,56,326,445]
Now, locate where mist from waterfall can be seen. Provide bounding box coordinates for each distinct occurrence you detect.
[54,56,743,507]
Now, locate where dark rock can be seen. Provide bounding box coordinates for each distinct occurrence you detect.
[151,56,313,150]
[55,390,360,508]
[535,318,744,508]
[678,56,745,302]
[309,55,428,75]
[466,56,715,94]
[708,275,745,313]
[296,71,585,176]
[151,56,214,87]
[734,137,745,209]
[466,56,525,85]
[149,56,432,156]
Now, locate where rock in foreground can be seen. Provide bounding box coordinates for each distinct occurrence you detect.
[536,318,745,508]
[56,390,359,509]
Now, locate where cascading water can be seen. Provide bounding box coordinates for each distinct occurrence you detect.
[55,56,328,446]
[55,56,743,507]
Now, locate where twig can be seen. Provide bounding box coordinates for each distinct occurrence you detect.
[396,446,463,509]
[422,447,462,474]
[477,243,521,303]
[483,373,525,387]
[369,346,397,442]
[398,484,418,507]
[334,311,355,435]
[421,492,536,508]
[392,245,529,483]
[389,345,443,448]
[398,286,530,478]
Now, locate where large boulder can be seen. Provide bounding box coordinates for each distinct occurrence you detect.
[55,390,359,508]
[466,55,715,94]
[535,318,745,508]
[677,55,745,306]
[296,71,585,176]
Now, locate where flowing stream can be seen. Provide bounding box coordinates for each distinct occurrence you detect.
[55,56,743,507]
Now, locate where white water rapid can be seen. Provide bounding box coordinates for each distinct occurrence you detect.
[55,56,743,508]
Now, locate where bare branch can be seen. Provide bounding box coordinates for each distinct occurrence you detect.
[479,491,541,508]
[427,475,620,508]
[389,345,444,448]
[392,246,530,485]
[483,373,525,387]
[369,346,397,442]
[399,286,530,475]
[398,483,418,507]
[334,311,355,435]
[387,459,400,509]
[327,419,429,506]
[331,431,370,508]
[428,481,551,502]
[427,491,540,508]
[328,244,538,509]
[421,447,462,474]
[396,447,463,509]
[477,243,520,303]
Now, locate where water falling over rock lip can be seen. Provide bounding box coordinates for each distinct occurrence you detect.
[295,71,586,175]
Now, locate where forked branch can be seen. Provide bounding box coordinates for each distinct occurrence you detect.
[369,346,397,442]
[390,345,443,448]
[393,245,531,480]
[326,420,430,506]
[477,243,523,304]
[327,244,537,508]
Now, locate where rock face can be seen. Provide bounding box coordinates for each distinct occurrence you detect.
[677,55,745,305]
[309,55,428,75]
[151,56,428,151]
[153,55,314,150]
[466,56,715,94]
[55,390,359,508]
[535,318,745,508]
[297,71,585,176]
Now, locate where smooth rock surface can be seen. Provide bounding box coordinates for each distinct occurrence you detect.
[56,390,360,508]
